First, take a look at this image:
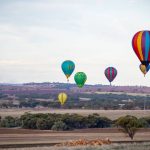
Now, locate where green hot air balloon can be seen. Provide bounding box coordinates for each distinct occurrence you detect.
[61,60,75,82]
[74,72,87,88]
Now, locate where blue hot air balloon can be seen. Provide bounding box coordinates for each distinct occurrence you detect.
[61,60,75,81]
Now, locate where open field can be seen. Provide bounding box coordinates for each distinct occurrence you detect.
[94,91,150,96]
[0,128,149,148]
[0,109,149,148]
[0,109,150,120]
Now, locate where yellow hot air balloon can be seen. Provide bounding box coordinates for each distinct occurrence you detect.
[58,93,67,105]
[139,64,147,76]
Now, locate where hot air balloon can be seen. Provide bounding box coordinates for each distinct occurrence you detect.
[74,72,87,88]
[105,67,117,85]
[61,60,75,82]
[139,64,149,76]
[58,92,67,105]
[132,31,150,66]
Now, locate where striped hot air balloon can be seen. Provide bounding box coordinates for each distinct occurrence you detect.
[132,31,150,67]
[105,67,117,85]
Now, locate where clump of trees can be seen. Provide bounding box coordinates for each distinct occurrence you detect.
[51,121,68,131]
[0,113,112,130]
[0,116,21,128]
[115,115,148,140]
[0,114,150,135]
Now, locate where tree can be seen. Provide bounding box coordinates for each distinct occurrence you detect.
[61,113,87,129]
[20,113,37,129]
[0,116,16,128]
[87,114,112,128]
[0,116,1,127]
[115,115,144,140]
[142,117,150,127]
[51,121,67,131]
[36,118,48,130]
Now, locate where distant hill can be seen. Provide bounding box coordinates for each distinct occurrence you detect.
[0,82,150,94]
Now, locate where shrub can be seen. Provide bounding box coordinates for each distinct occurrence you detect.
[51,121,68,131]
[87,114,112,128]
[61,113,88,129]
[138,118,149,128]
[0,116,16,128]
[36,118,48,130]
[142,117,150,127]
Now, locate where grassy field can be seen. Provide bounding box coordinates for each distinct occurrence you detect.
[1,142,150,150]
[0,109,150,120]
[0,128,149,148]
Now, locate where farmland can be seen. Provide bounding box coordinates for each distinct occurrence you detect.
[0,84,150,149]
[2,143,150,150]
[0,108,150,120]
[0,128,150,149]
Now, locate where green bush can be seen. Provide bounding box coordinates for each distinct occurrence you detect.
[20,113,59,129]
[1,116,16,128]
[36,118,48,130]
[142,117,150,127]
[138,118,149,128]
[61,113,88,129]
[51,121,68,131]
[21,113,38,129]
[87,114,112,128]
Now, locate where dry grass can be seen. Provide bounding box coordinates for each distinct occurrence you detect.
[0,109,150,120]
[1,142,150,150]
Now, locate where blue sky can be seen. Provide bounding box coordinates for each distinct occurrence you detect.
[0,0,150,85]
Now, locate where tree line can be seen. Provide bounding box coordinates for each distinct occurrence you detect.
[0,113,150,139]
[1,92,150,109]
[0,113,149,130]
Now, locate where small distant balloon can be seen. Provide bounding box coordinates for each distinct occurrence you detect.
[139,64,149,76]
[61,60,75,82]
[132,30,150,66]
[58,92,67,105]
[105,67,117,85]
[74,72,87,88]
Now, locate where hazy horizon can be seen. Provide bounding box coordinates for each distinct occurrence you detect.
[0,0,150,86]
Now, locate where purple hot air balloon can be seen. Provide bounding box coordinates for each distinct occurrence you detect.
[105,67,117,85]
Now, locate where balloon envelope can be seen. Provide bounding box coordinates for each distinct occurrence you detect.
[105,67,117,84]
[132,31,150,66]
[139,64,149,76]
[74,72,87,88]
[58,92,67,105]
[61,60,75,80]
[146,64,150,72]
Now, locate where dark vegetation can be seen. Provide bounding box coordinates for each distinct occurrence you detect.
[115,115,148,139]
[0,113,112,130]
[0,92,150,110]
[0,83,150,110]
[0,114,150,132]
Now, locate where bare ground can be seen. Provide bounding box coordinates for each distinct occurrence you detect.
[1,143,150,150]
[0,128,149,147]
